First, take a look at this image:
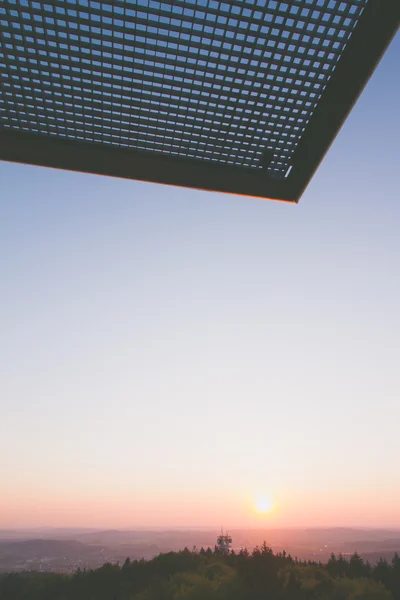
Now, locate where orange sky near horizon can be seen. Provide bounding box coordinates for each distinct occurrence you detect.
[2,485,400,529]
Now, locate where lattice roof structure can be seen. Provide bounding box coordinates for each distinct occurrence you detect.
[0,0,398,202]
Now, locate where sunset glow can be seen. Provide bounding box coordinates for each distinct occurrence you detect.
[254,496,274,515]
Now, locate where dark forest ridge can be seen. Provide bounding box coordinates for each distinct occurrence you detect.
[1,544,400,600]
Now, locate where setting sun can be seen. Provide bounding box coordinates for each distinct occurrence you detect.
[254,496,274,515]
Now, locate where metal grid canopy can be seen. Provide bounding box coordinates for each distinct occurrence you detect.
[0,0,398,202]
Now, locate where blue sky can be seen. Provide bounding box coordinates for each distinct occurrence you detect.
[0,31,399,529]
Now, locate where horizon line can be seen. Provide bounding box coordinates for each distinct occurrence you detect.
[2,525,400,532]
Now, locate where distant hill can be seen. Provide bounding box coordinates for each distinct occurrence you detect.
[1,527,400,572]
[0,538,106,560]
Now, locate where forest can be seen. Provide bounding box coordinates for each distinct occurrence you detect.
[1,544,400,600]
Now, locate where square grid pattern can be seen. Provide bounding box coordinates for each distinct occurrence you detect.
[0,0,367,179]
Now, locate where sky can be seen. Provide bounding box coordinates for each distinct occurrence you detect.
[1,32,399,531]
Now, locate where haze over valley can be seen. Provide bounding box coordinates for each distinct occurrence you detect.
[1,528,400,573]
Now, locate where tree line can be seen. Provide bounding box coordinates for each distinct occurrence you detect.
[1,543,400,600]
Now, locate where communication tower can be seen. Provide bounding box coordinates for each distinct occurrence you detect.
[216,528,232,554]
